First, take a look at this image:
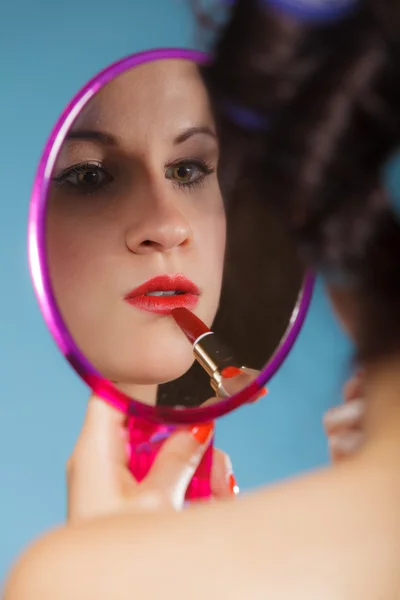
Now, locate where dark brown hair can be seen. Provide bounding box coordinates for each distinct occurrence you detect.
[191,0,400,364]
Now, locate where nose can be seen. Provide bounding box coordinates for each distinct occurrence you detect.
[125,198,192,255]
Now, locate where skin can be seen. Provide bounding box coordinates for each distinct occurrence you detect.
[4,359,400,600]
[324,286,366,460]
[47,59,226,405]
[61,396,237,523]
[3,287,373,600]
[324,370,365,460]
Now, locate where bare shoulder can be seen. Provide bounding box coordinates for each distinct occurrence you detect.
[4,463,399,600]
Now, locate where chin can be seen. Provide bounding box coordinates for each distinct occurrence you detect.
[133,357,196,386]
[97,346,196,387]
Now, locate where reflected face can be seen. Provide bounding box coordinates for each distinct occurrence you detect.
[47,60,226,389]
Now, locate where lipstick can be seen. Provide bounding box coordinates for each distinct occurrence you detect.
[171,307,242,397]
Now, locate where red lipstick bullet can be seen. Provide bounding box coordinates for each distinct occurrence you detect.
[171,307,242,397]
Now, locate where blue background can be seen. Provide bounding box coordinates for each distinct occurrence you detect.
[0,0,352,583]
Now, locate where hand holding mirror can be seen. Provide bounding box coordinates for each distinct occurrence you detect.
[28,48,314,501]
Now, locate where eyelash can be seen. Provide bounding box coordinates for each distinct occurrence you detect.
[52,162,112,196]
[167,159,215,191]
[51,158,216,197]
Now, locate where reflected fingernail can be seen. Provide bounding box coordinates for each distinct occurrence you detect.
[329,430,364,454]
[190,422,214,444]
[228,474,240,495]
[248,387,268,403]
[221,366,242,379]
[324,399,365,427]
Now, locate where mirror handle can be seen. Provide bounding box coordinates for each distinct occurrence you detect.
[127,415,213,501]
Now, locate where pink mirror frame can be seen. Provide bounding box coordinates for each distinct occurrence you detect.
[28,47,315,426]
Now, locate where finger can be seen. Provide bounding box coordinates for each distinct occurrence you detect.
[200,368,263,405]
[66,395,131,522]
[219,367,266,401]
[201,396,221,407]
[69,393,128,474]
[222,367,260,379]
[328,430,365,462]
[343,371,364,403]
[145,423,214,509]
[323,398,365,435]
[211,449,239,499]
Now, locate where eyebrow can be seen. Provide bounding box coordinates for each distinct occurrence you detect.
[65,130,117,145]
[173,126,217,144]
[65,125,217,146]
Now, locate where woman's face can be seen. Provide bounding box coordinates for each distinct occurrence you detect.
[47,59,226,389]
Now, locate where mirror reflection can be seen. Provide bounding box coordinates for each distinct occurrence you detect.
[46,58,304,408]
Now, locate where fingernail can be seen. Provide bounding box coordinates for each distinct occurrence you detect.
[324,399,365,427]
[190,422,214,444]
[329,430,364,454]
[221,366,242,379]
[228,474,240,495]
[248,387,268,403]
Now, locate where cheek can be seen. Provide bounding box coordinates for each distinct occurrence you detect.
[218,216,227,269]
[46,208,99,296]
[202,206,226,282]
[215,202,227,266]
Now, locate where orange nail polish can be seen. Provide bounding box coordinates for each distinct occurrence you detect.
[248,388,268,403]
[229,474,239,495]
[260,388,268,397]
[191,422,214,444]
[221,366,242,379]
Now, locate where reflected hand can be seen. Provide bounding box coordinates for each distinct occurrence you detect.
[221,366,265,400]
[323,370,365,462]
[202,367,266,405]
[66,394,238,523]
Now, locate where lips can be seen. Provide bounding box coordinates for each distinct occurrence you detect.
[124,274,200,315]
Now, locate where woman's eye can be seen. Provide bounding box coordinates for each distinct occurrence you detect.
[76,168,102,187]
[166,158,216,187]
[166,163,201,183]
[53,163,112,193]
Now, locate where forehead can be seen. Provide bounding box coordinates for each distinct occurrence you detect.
[72,59,214,139]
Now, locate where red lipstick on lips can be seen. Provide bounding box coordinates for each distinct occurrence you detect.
[124,275,200,315]
[171,307,242,397]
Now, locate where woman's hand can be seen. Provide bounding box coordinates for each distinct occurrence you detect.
[218,367,365,463]
[323,371,365,462]
[220,366,266,401]
[66,394,238,523]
